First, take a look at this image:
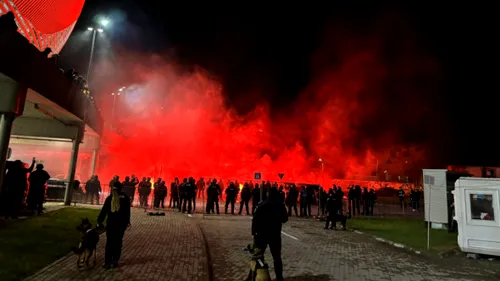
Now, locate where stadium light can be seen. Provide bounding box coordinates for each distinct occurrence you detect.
[101,19,109,27]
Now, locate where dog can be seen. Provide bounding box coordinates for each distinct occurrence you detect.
[325,213,351,230]
[72,217,102,268]
[244,243,271,281]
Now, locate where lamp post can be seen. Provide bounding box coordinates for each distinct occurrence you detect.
[110,87,126,126]
[86,19,109,85]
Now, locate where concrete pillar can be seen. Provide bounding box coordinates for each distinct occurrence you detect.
[0,113,15,191]
[64,125,84,205]
[90,148,99,177]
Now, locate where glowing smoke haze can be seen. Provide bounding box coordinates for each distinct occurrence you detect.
[93,15,439,184]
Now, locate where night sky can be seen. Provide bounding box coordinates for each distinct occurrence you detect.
[60,1,499,167]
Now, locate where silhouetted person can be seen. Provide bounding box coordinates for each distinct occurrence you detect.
[285,184,299,217]
[206,179,221,214]
[97,182,131,269]
[225,182,238,214]
[170,178,179,208]
[251,184,261,215]
[239,183,251,215]
[27,164,50,214]
[85,175,102,205]
[0,12,17,31]
[250,188,288,281]
[3,158,35,218]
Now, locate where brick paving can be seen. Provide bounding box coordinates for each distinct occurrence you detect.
[24,205,500,281]
[25,209,209,281]
[199,214,499,281]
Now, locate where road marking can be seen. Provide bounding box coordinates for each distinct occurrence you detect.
[281,231,299,241]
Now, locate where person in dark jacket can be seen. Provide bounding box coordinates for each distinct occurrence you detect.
[3,158,35,218]
[27,164,50,214]
[238,182,252,215]
[153,178,163,209]
[225,182,238,214]
[324,193,339,229]
[285,184,299,217]
[206,179,221,214]
[362,187,370,215]
[251,184,261,215]
[368,188,377,215]
[250,188,288,281]
[97,182,131,269]
[138,177,150,207]
[170,178,179,208]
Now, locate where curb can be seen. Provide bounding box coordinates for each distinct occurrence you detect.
[350,229,424,256]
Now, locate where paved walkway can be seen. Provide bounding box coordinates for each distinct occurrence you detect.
[199,215,499,281]
[25,209,209,281]
[24,207,499,281]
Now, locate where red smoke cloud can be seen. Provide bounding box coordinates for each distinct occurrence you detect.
[96,17,439,185]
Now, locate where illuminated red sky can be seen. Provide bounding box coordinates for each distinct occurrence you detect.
[56,2,500,182]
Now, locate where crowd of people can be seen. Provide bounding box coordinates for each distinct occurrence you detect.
[81,175,387,218]
[0,11,94,102]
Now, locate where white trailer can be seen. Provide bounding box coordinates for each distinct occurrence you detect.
[454,177,500,256]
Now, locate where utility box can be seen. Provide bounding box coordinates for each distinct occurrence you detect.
[454,177,500,256]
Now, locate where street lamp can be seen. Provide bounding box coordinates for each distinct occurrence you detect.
[86,18,110,85]
[111,92,120,123]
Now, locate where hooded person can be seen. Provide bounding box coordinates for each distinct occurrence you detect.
[97,181,131,269]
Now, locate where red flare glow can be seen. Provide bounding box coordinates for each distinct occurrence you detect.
[95,17,437,186]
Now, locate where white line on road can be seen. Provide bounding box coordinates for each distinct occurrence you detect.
[281,231,299,241]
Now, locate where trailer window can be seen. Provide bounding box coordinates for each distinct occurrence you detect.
[470,194,495,221]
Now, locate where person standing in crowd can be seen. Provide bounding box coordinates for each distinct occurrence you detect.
[368,188,377,215]
[197,177,205,199]
[347,186,355,216]
[3,158,36,218]
[398,186,405,210]
[238,182,251,215]
[206,179,221,214]
[153,178,163,209]
[97,181,131,269]
[109,175,119,191]
[278,185,285,204]
[27,163,50,215]
[362,187,370,215]
[159,180,168,208]
[129,174,139,205]
[319,187,327,216]
[354,185,362,215]
[250,188,288,281]
[251,183,261,215]
[225,182,238,215]
[138,177,150,207]
[182,178,194,214]
[170,178,179,208]
[300,186,308,217]
[189,177,197,212]
[85,175,102,205]
[324,192,339,229]
[121,176,134,206]
[335,186,344,215]
[306,185,315,217]
[285,184,298,217]
[178,178,187,212]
